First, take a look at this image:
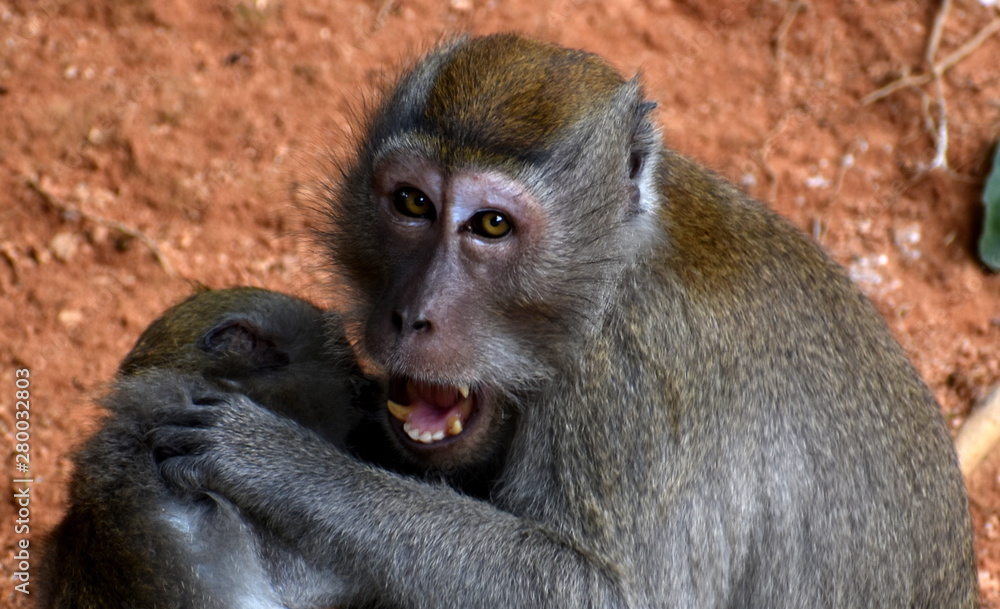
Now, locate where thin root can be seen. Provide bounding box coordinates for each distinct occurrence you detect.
[955,384,1000,478]
[26,177,175,276]
[773,1,808,78]
[862,15,1000,105]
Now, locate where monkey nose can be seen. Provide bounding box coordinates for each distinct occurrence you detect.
[392,311,432,334]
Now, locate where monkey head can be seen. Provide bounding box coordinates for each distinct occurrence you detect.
[322,34,661,470]
[119,286,365,445]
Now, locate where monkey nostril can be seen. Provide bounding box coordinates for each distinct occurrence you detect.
[392,311,431,334]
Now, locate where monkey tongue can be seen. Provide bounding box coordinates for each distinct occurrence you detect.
[387,380,473,444]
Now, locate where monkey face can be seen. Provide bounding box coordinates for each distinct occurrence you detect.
[343,153,546,469]
[320,35,661,471]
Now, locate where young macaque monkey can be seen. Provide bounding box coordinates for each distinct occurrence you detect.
[39,287,378,609]
[147,34,975,609]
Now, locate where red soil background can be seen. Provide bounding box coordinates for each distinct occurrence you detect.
[1,0,999,605]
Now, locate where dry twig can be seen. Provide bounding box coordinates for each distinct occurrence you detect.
[0,242,21,292]
[861,2,1000,171]
[924,77,950,170]
[862,14,1000,106]
[26,177,175,276]
[773,1,808,78]
[753,113,791,203]
[925,0,953,64]
[955,384,1000,477]
[934,14,1000,77]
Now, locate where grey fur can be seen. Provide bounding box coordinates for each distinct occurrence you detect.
[149,35,975,609]
[39,288,378,609]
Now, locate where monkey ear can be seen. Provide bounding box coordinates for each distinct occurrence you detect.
[638,100,657,118]
[627,100,659,216]
[200,319,291,370]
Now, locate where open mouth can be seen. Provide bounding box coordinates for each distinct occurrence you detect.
[386,378,476,445]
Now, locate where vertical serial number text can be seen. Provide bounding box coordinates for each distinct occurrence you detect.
[13,367,33,595]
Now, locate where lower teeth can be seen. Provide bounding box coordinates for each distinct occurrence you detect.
[446,414,463,436]
[403,421,460,444]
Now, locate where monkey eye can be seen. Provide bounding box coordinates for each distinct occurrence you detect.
[469,210,513,239]
[392,187,436,220]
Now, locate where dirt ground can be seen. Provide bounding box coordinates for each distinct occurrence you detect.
[1,0,999,605]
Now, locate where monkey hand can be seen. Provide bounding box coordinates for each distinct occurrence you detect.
[140,373,632,609]
[145,372,346,508]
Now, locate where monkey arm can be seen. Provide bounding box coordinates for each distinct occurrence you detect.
[43,378,314,609]
[150,379,632,609]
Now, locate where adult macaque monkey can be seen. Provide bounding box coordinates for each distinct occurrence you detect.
[152,34,977,608]
[39,287,378,609]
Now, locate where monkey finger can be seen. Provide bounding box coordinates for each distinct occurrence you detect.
[148,405,217,429]
[189,388,240,408]
[155,453,214,494]
[148,423,214,462]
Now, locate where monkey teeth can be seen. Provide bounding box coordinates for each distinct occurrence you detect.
[397,411,466,444]
[446,413,463,436]
[387,383,473,445]
[403,422,447,444]
[387,399,415,421]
